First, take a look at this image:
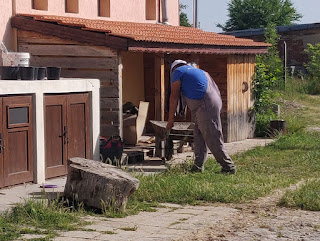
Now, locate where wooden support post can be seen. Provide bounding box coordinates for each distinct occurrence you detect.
[154,54,165,121]
[118,53,123,139]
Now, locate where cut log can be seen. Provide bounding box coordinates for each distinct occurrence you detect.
[64,157,139,211]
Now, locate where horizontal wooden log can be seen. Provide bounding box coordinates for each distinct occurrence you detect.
[101,110,119,123]
[12,16,106,46]
[100,124,120,137]
[100,98,119,109]
[61,69,118,81]
[18,30,77,45]
[19,44,117,57]
[30,56,117,69]
[100,86,119,98]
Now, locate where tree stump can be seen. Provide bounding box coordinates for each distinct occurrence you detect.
[64,157,140,211]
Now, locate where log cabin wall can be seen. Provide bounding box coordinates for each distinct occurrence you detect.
[17,30,121,138]
[199,55,228,140]
[227,55,256,142]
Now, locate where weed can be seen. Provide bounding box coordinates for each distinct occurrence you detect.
[169,221,181,227]
[179,218,189,221]
[0,197,85,240]
[101,230,117,234]
[119,226,138,231]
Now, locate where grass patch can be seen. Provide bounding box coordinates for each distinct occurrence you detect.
[127,130,320,206]
[0,198,86,241]
[279,179,320,211]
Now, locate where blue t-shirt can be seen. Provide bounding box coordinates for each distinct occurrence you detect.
[171,65,207,99]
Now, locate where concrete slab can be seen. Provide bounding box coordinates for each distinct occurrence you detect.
[0,177,66,212]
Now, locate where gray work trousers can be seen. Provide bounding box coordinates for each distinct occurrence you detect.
[184,72,235,171]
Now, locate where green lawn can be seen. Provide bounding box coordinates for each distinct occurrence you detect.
[128,131,320,208]
[279,179,320,211]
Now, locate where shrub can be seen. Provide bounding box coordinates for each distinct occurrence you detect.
[253,24,284,136]
[305,43,320,94]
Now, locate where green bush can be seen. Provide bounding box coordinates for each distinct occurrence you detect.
[253,24,284,135]
[305,43,320,94]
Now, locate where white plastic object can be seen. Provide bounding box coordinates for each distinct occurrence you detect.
[2,52,30,67]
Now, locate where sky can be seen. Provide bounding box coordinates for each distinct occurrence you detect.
[179,0,320,32]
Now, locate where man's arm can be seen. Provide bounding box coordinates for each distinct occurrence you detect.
[166,80,181,131]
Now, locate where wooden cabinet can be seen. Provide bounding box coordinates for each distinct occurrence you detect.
[0,96,33,188]
[45,93,91,179]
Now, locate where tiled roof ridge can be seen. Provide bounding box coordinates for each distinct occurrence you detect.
[17,14,270,48]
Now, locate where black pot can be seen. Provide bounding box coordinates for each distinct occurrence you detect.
[37,67,46,80]
[270,120,287,134]
[0,66,19,80]
[20,67,35,80]
[33,67,39,80]
[46,67,61,80]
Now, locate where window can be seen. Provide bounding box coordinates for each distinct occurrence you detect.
[98,0,110,17]
[66,0,79,13]
[7,105,30,128]
[146,0,156,20]
[32,0,48,11]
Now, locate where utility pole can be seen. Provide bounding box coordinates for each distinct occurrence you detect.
[193,0,198,28]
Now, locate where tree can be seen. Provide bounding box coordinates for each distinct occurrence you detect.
[218,0,302,32]
[180,4,192,27]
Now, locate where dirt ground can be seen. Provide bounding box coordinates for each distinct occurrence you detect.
[179,182,320,241]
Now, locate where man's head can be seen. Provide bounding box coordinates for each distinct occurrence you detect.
[170,60,187,75]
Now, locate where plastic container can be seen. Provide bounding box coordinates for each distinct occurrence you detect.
[20,67,35,80]
[0,66,19,80]
[2,52,30,67]
[37,67,46,80]
[270,120,287,134]
[46,67,61,80]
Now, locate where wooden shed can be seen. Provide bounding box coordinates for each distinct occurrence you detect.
[11,14,269,142]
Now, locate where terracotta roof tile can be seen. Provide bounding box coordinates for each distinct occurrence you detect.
[20,14,270,48]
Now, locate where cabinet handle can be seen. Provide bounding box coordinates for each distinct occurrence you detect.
[59,126,69,144]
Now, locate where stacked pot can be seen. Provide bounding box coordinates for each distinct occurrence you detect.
[0,52,61,80]
[0,66,61,80]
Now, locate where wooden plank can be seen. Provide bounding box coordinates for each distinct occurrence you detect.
[100,86,119,98]
[160,57,165,121]
[12,16,107,46]
[117,53,123,139]
[101,110,119,123]
[18,30,77,45]
[30,56,117,69]
[154,55,161,120]
[100,98,119,109]
[61,69,118,81]
[100,124,120,137]
[19,44,117,57]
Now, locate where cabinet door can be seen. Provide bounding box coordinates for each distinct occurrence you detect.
[45,95,68,178]
[67,93,91,160]
[3,96,33,187]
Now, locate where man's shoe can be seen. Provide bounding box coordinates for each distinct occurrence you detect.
[190,164,204,173]
[221,168,236,174]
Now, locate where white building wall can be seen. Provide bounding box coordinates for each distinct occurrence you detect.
[0,78,100,184]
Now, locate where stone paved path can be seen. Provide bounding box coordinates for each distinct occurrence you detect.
[0,138,274,241]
